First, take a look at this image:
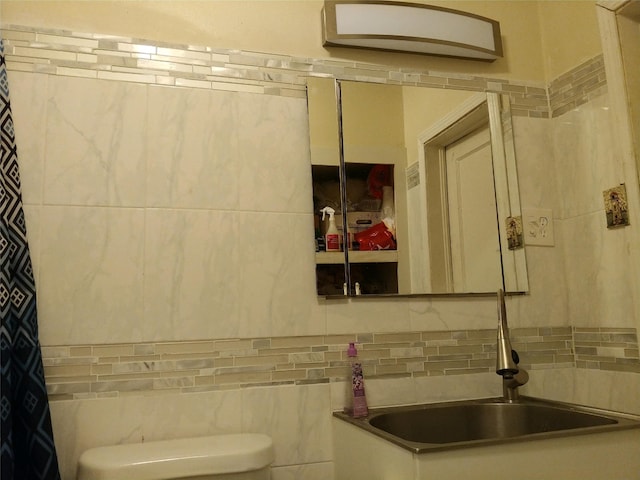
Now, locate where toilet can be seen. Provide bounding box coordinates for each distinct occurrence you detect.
[76,433,274,480]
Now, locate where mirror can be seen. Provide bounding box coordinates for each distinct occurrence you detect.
[308,77,528,297]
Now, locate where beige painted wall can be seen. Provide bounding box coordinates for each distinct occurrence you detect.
[307,77,340,166]
[536,0,603,79]
[341,82,404,150]
[0,0,602,84]
[618,7,640,181]
[402,87,477,167]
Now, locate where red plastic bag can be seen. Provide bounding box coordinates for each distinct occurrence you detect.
[367,164,393,199]
[354,222,396,251]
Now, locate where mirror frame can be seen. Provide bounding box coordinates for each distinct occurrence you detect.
[310,78,529,298]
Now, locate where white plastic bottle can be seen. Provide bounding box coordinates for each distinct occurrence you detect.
[320,206,341,252]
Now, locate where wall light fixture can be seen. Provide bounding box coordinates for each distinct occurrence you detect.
[322,1,503,61]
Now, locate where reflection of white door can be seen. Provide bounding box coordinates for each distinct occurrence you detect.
[446,125,502,292]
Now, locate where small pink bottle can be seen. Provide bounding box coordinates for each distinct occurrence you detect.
[346,343,368,418]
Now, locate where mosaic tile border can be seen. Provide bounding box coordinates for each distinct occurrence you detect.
[574,327,640,373]
[0,24,551,115]
[42,327,582,401]
[0,26,610,119]
[548,54,607,117]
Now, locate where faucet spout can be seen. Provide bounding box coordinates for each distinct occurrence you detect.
[502,370,529,401]
[496,289,518,377]
[495,289,528,401]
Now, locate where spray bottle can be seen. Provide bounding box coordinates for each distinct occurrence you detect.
[320,206,341,252]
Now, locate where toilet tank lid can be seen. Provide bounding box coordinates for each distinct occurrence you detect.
[77,433,274,480]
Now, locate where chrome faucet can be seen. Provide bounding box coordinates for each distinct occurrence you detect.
[495,289,528,402]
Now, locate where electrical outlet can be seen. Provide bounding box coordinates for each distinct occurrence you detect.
[522,208,554,246]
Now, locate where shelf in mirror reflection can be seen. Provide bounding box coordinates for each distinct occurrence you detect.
[315,250,399,264]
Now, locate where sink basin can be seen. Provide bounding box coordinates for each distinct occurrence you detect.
[333,396,640,453]
[369,401,615,443]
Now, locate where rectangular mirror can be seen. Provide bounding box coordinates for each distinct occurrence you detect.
[308,77,528,297]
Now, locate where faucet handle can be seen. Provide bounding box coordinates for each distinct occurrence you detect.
[511,349,520,364]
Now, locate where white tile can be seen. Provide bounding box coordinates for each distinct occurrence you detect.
[49,395,146,480]
[235,211,325,339]
[37,206,145,345]
[551,94,615,219]
[356,376,419,409]
[143,208,242,341]
[55,66,98,78]
[233,91,312,213]
[146,85,242,209]
[137,58,193,73]
[327,297,411,335]
[174,77,211,89]
[1,30,36,42]
[6,71,48,205]
[13,45,75,61]
[414,372,502,403]
[96,70,156,83]
[411,297,494,330]
[4,60,37,72]
[94,49,132,58]
[76,53,98,63]
[210,53,231,63]
[510,242,569,328]
[271,462,334,480]
[155,75,177,86]
[210,81,263,94]
[562,213,636,328]
[155,47,212,61]
[36,33,99,49]
[117,42,156,55]
[43,76,147,206]
[574,369,640,415]
[140,390,243,440]
[242,384,332,466]
[146,86,312,212]
[512,116,557,211]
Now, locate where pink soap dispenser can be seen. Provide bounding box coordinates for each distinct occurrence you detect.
[345,342,369,418]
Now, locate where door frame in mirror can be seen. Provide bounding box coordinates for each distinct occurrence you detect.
[415,92,528,294]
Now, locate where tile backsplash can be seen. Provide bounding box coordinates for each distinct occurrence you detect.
[42,326,636,401]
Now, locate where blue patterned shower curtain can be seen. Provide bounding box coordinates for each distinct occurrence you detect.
[1,41,61,480]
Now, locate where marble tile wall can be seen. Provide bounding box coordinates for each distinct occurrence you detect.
[542,59,640,406]
[549,92,639,333]
[7,64,324,341]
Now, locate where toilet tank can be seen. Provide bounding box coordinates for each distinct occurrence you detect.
[77,433,274,480]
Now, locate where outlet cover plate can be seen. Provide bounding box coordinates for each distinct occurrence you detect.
[522,208,554,246]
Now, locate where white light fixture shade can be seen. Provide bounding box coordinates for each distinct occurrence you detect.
[322,1,503,61]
